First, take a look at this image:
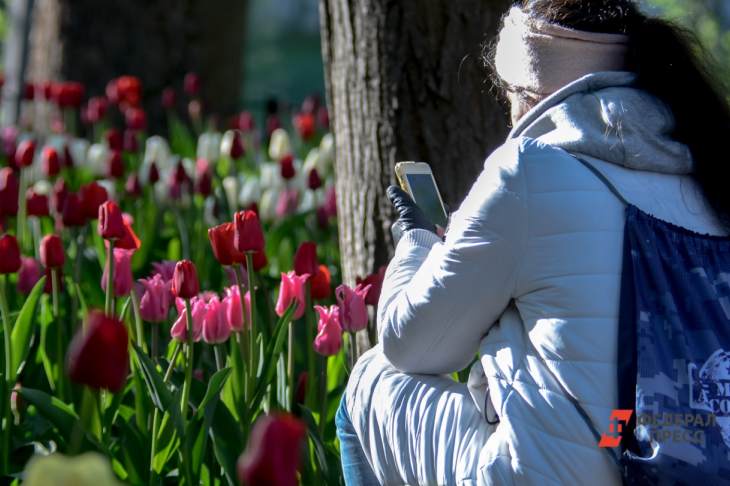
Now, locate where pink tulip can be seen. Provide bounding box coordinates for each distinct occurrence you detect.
[336,283,371,332]
[17,257,42,294]
[101,248,135,296]
[223,285,251,332]
[151,260,177,282]
[275,271,309,320]
[170,296,206,342]
[275,188,299,218]
[313,305,342,356]
[202,297,231,344]
[138,273,171,323]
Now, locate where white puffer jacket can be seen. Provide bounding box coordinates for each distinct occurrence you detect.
[344,72,726,485]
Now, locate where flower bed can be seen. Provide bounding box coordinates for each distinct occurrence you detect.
[0,74,383,485]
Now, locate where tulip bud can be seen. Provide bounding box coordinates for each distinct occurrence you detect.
[148,162,160,184]
[123,130,139,153]
[51,179,68,215]
[184,72,201,96]
[279,154,295,180]
[105,129,123,152]
[172,260,199,299]
[293,241,318,277]
[101,248,134,296]
[266,115,282,139]
[208,222,245,266]
[234,210,265,254]
[40,234,65,268]
[114,214,141,251]
[310,264,332,300]
[307,168,322,190]
[234,112,255,132]
[170,296,205,342]
[15,139,36,167]
[223,285,251,332]
[195,158,212,196]
[161,87,176,109]
[221,130,245,159]
[98,201,125,240]
[79,181,109,220]
[237,414,306,486]
[0,234,22,274]
[26,189,49,217]
[356,266,387,306]
[61,193,87,228]
[275,271,309,320]
[125,173,142,197]
[107,150,124,179]
[0,168,19,217]
[313,305,342,356]
[139,274,171,323]
[293,112,316,141]
[202,297,231,344]
[41,146,60,177]
[17,257,42,294]
[268,128,291,160]
[66,310,129,392]
[63,144,74,168]
[336,283,371,332]
[125,108,146,131]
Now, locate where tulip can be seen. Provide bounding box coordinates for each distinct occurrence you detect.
[15,139,36,167]
[114,216,141,251]
[107,150,124,179]
[223,285,251,332]
[40,234,65,268]
[293,241,318,277]
[105,129,123,152]
[125,107,146,130]
[242,249,268,272]
[275,271,309,320]
[1,126,18,160]
[356,265,387,306]
[113,75,142,107]
[79,181,108,219]
[195,158,212,196]
[202,297,231,344]
[170,296,205,342]
[307,168,322,190]
[138,274,171,323]
[336,283,371,332]
[268,128,290,160]
[63,144,74,168]
[84,96,109,124]
[0,167,19,217]
[317,106,329,128]
[208,222,245,266]
[294,112,316,141]
[123,129,139,153]
[279,154,295,180]
[275,187,299,218]
[310,264,332,300]
[301,95,320,115]
[17,257,41,294]
[61,193,87,227]
[26,189,49,217]
[50,179,67,215]
[98,201,125,240]
[237,413,306,486]
[266,114,282,138]
[41,146,60,177]
[233,112,255,132]
[151,260,176,282]
[234,209,265,253]
[161,87,176,109]
[24,452,124,486]
[323,185,337,217]
[221,130,245,159]
[184,72,201,96]
[171,260,199,299]
[313,305,342,356]
[148,162,160,184]
[0,234,21,274]
[51,82,85,108]
[101,248,134,296]
[125,173,142,197]
[66,311,129,392]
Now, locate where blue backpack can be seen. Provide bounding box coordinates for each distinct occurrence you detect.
[571,157,730,484]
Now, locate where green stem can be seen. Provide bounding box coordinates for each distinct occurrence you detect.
[180,299,194,419]
[214,345,225,371]
[51,268,60,317]
[287,322,294,412]
[16,167,27,250]
[0,275,12,475]
[70,388,97,454]
[149,408,160,483]
[234,266,250,402]
[164,342,182,383]
[105,240,115,316]
[172,207,190,260]
[304,284,316,408]
[151,324,159,360]
[244,254,257,381]
[51,269,68,401]
[319,356,328,437]
[131,291,147,353]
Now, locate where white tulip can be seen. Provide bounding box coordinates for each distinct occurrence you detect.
[259,162,284,190]
[319,133,334,170]
[268,128,291,161]
[222,176,239,213]
[197,132,221,162]
[238,177,261,208]
[68,138,89,169]
[86,143,110,177]
[258,188,280,222]
[144,136,171,168]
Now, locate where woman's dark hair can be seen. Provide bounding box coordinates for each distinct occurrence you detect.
[506,0,730,230]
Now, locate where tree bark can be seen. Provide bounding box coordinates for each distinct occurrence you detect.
[320,0,512,286]
[26,0,248,132]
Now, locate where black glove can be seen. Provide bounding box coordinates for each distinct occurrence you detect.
[387,185,436,246]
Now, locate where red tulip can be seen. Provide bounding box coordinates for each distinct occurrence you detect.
[293,112,316,141]
[242,250,268,272]
[61,193,87,227]
[105,129,123,152]
[266,114,281,138]
[307,168,322,190]
[17,257,41,294]
[229,131,245,159]
[66,310,129,392]
[15,139,35,167]
[0,168,19,217]
[148,162,160,184]
[51,82,85,108]
[50,178,68,215]
[233,111,255,132]
[41,146,60,177]
[79,181,108,219]
[114,75,142,107]
[234,210,265,254]
[125,173,142,197]
[356,266,387,306]
[208,222,245,266]
[184,72,201,96]
[115,215,141,251]
[107,150,124,179]
[125,107,146,130]
[293,241,318,277]
[310,264,332,300]
[195,158,212,196]
[98,201,125,240]
[123,130,139,153]
[40,234,65,268]
[0,234,21,274]
[171,260,199,299]
[317,106,329,129]
[62,144,74,168]
[84,96,108,124]
[237,413,307,486]
[279,154,295,180]
[26,189,49,217]
[161,87,176,109]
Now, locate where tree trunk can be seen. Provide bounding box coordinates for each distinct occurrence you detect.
[319,0,512,287]
[26,0,248,132]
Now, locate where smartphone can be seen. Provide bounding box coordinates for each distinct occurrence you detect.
[394,161,448,229]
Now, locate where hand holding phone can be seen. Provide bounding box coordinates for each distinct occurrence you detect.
[394,162,448,230]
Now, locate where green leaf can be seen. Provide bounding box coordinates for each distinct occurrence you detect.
[209,401,244,486]
[18,387,78,437]
[132,343,184,435]
[196,367,231,420]
[9,277,46,382]
[152,410,181,473]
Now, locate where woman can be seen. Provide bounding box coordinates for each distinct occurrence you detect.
[337,0,730,484]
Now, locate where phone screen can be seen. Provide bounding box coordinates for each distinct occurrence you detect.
[405,173,448,228]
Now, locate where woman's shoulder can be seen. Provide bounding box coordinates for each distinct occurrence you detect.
[483,136,580,183]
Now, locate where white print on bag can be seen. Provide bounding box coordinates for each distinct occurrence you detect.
[689,349,730,447]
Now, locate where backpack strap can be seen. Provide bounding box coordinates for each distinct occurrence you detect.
[573,156,630,206]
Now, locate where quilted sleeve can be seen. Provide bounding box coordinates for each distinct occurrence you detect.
[377,139,529,374]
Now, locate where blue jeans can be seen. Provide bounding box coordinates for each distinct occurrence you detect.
[336,394,380,486]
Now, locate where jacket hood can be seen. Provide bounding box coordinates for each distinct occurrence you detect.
[509,71,693,175]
